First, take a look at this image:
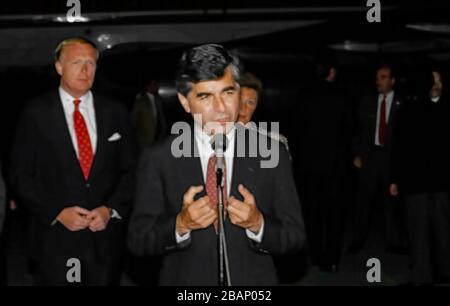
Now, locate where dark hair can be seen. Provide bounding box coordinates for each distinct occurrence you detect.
[54,37,98,62]
[376,63,396,80]
[175,44,241,97]
[239,72,263,95]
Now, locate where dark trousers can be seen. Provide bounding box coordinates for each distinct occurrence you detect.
[404,192,450,284]
[300,173,345,268]
[36,251,121,286]
[352,149,406,249]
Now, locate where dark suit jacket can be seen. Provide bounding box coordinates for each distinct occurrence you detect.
[128,125,305,285]
[390,95,450,193]
[353,92,401,164]
[292,80,354,176]
[11,90,135,263]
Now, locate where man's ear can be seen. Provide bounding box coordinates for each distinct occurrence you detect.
[392,78,396,86]
[55,61,63,76]
[177,93,191,113]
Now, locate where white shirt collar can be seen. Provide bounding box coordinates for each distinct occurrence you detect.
[194,122,235,159]
[431,96,441,103]
[58,86,93,109]
[379,90,394,100]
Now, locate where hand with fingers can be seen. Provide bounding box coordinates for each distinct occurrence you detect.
[176,185,217,236]
[56,206,91,231]
[86,205,111,232]
[227,184,263,234]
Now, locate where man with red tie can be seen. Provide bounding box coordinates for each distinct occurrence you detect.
[128,44,305,285]
[11,38,135,285]
[350,64,406,253]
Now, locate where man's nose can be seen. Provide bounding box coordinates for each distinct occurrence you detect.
[81,62,89,73]
[213,96,226,112]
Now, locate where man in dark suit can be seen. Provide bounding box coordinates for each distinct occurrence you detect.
[390,69,450,285]
[11,37,135,285]
[130,77,168,149]
[350,64,405,253]
[291,56,353,272]
[128,44,305,285]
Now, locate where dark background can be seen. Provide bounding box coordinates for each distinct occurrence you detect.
[1,1,450,163]
[1,0,449,285]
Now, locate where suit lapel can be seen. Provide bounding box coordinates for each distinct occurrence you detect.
[370,94,379,136]
[176,127,205,196]
[88,94,106,181]
[50,91,85,181]
[230,126,258,201]
[388,93,399,126]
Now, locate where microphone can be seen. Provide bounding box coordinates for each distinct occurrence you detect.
[209,132,232,286]
[210,133,228,174]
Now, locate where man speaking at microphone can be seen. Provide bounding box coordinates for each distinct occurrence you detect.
[128,44,305,285]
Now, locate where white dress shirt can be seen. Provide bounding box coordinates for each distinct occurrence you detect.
[59,87,97,155]
[176,123,264,243]
[374,90,394,146]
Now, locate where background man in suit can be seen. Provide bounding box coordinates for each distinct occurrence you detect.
[350,64,405,253]
[390,69,450,285]
[128,44,305,285]
[130,77,168,150]
[291,55,353,272]
[11,37,135,285]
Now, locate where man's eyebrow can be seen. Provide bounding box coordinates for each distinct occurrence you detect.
[222,86,236,92]
[196,92,211,97]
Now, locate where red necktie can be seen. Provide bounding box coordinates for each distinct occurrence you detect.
[73,99,94,180]
[206,154,227,233]
[378,95,387,146]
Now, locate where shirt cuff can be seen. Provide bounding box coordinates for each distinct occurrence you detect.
[175,230,191,244]
[111,209,122,220]
[246,219,265,243]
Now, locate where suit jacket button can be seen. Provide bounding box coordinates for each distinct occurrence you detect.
[86,183,90,188]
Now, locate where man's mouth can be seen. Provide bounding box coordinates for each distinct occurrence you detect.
[216,118,230,124]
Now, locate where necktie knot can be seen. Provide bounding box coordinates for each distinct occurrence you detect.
[73,99,81,110]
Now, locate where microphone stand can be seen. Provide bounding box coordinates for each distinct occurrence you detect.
[216,167,231,286]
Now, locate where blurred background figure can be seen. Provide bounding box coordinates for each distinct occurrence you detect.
[350,64,406,254]
[238,72,262,125]
[390,67,450,285]
[290,53,353,272]
[130,77,168,150]
[238,72,290,153]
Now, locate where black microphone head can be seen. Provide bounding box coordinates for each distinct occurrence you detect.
[210,133,228,152]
